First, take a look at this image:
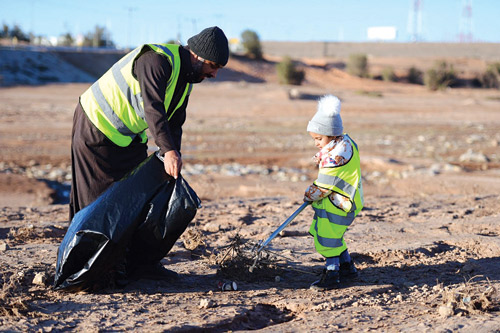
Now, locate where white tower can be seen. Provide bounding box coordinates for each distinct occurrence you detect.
[407,0,423,42]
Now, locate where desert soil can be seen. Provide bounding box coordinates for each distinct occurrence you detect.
[1,56,500,332]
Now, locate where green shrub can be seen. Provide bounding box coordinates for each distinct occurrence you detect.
[407,66,423,84]
[478,63,500,89]
[424,61,456,91]
[355,90,383,98]
[241,29,263,59]
[276,56,305,85]
[480,67,499,89]
[381,66,397,82]
[487,62,500,75]
[347,54,369,78]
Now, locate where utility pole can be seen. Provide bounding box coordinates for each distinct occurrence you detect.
[126,7,137,49]
[191,19,197,36]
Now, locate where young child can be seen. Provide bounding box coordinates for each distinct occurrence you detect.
[304,95,364,291]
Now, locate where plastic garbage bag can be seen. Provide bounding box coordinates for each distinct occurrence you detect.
[126,176,201,270]
[53,153,200,291]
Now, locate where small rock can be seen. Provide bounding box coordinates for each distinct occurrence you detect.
[0,242,8,251]
[199,298,216,309]
[275,276,281,282]
[459,149,489,163]
[202,222,220,233]
[32,272,47,286]
[288,88,301,99]
[438,304,454,317]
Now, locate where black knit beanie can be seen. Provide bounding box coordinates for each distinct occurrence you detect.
[187,26,229,66]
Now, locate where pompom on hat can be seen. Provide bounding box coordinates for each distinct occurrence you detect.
[307,95,343,136]
[187,26,229,66]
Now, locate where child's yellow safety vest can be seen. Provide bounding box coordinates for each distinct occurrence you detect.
[310,134,364,257]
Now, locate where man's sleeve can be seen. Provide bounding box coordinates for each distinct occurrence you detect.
[134,50,177,154]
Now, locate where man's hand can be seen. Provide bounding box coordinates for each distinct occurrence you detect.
[163,150,182,179]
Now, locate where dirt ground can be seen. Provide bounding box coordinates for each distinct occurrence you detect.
[1,55,500,332]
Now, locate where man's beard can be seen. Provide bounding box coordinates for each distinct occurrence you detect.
[188,60,206,83]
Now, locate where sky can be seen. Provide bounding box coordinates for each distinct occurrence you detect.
[1,0,499,48]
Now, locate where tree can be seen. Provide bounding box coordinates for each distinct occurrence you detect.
[82,25,114,48]
[10,24,30,42]
[59,32,75,46]
[1,24,8,38]
[241,29,262,59]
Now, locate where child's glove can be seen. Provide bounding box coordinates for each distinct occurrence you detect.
[304,184,331,202]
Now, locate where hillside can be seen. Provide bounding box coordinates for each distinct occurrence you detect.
[0,47,125,86]
[2,42,499,87]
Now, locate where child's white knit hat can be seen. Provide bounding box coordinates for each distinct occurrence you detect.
[307,95,343,136]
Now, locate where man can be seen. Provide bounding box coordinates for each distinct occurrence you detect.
[70,26,229,220]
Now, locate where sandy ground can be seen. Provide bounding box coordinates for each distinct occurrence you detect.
[1,56,500,332]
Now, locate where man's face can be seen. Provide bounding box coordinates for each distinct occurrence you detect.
[190,53,223,83]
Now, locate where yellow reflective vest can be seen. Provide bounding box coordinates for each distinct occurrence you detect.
[309,134,364,257]
[80,44,192,147]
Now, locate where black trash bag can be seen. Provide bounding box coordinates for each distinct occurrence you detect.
[125,176,201,271]
[54,153,171,291]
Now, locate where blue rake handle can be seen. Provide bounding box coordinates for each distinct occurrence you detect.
[254,201,310,254]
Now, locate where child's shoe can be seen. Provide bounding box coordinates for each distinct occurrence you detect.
[310,269,340,291]
[339,261,359,280]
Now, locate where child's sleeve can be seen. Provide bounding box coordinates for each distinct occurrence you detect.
[304,183,332,202]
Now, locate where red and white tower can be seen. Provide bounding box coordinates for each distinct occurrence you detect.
[459,0,474,42]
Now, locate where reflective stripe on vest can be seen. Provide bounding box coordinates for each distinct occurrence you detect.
[311,218,344,248]
[312,202,356,226]
[316,173,356,198]
[80,44,191,147]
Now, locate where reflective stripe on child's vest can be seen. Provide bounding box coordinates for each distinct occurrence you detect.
[80,43,192,147]
[309,135,364,257]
